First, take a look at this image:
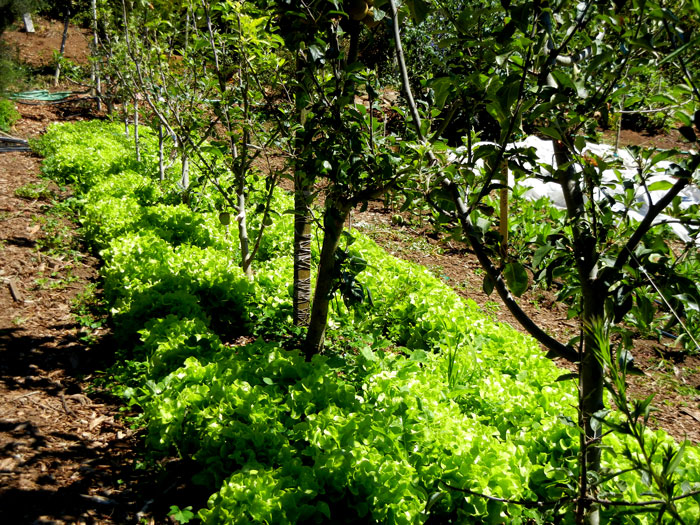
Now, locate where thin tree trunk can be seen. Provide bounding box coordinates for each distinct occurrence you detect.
[158,122,165,181]
[134,98,140,162]
[181,150,189,191]
[305,201,351,356]
[577,307,605,525]
[237,48,253,277]
[91,0,102,112]
[54,6,71,87]
[553,140,604,525]
[238,191,252,278]
[123,102,129,137]
[292,55,314,327]
[293,171,314,326]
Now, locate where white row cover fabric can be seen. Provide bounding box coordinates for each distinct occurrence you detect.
[456,137,700,244]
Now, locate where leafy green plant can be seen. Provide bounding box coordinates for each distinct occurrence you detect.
[328,232,373,309]
[35,121,158,191]
[32,214,79,258]
[14,181,55,200]
[168,505,195,524]
[0,97,19,132]
[591,320,700,523]
[72,282,107,344]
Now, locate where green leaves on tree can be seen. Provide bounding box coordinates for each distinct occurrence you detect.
[503,261,529,297]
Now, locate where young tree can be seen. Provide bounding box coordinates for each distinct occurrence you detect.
[102,0,283,277]
[53,0,73,87]
[267,0,405,353]
[390,0,700,521]
[197,0,286,277]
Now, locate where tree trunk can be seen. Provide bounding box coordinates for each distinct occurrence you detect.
[552,140,604,525]
[293,171,313,326]
[292,55,314,327]
[158,123,165,181]
[237,189,253,278]
[237,54,253,278]
[305,200,351,356]
[133,98,140,162]
[53,6,71,87]
[181,149,189,193]
[91,0,102,112]
[123,103,129,137]
[577,289,605,525]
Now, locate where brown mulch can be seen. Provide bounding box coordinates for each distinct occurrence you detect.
[602,127,695,152]
[0,100,213,524]
[0,21,212,522]
[2,16,92,70]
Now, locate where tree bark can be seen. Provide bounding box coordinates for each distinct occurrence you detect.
[292,54,314,327]
[293,171,314,326]
[181,149,189,193]
[54,5,71,87]
[553,140,603,525]
[158,123,165,181]
[133,98,140,162]
[123,103,129,137]
[305,200,351,356]
[91,0,102,112]
[236,46,254,278]
[237,187,253,278]
[577,299,605,525]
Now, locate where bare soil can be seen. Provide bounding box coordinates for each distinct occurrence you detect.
[2,17,92,70]
[1,17,699,525]
[0,100,216,523]
[1,21,212,525]
[602,127,695,152]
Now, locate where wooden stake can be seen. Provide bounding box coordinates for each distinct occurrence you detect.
[499,161,508,259]
[23,13,35,33]
[8,279,23,303]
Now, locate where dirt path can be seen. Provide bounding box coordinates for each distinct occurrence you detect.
[0,99,132,523]
[0,100,212,524]
[0,19,212,522]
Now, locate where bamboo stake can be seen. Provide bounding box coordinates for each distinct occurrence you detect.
[499,161,508,260]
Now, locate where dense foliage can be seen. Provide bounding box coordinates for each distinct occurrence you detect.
[35,119,700,523]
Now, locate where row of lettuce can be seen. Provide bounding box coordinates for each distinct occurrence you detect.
[36,120,700,523]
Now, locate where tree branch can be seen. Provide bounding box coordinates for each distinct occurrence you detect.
[388,0,577,363]
[613,177,689,272]
[447,181,579,362]
[439,481,566,509]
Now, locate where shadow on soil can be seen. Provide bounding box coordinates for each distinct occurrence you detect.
[0,326,211,523]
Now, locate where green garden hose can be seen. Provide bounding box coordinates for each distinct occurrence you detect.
[9,89,91,105]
